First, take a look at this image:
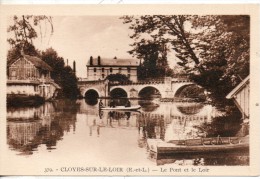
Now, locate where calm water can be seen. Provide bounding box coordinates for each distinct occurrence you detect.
[6,99,249,166]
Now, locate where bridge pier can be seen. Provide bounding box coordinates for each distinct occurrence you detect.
[78,79,109,98]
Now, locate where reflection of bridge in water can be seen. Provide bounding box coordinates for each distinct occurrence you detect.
[138,103,215,124]
[137,103,217,142]
[77,99,218,141]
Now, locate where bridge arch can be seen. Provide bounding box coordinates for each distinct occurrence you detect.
[110,87,128,98]
[138,85,162,99]
[176,103,204,115]
[174,84,205,100]
[83,88,101,99]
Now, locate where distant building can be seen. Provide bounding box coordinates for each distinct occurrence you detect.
[86,56,139,82]
[7,54,60,100]
[226,76,249,123]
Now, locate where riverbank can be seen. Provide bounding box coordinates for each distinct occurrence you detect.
[7,94,45,107]
[160,97,205,103]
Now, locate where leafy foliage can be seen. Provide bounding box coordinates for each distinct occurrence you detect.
[7,15,53,61]
[135,42,174,79]
[7,43,41,62]
[106,73,131,83]
[121,15,249,104]
[200,107,242,137]
[121,15,200,69]
[41,48,79,99]
[7,15,53,46]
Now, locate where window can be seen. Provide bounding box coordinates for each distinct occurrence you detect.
[119,68,122,73]
[11,70,16,77]
[110,68,113,73]
[102,68,104,72]
[127,67,131,73]
[102,74,105,79]
[34,85,37,92]
[94,68,96,72]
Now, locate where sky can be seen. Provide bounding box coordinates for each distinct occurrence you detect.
[7,16,177,78]
[33,16,136,78]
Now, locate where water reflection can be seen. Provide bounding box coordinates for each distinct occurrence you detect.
[6,98,248,166]
[7,100,77,155]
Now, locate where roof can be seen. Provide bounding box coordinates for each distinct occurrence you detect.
[88,57,140,67]
[24,55,53,71]
[8,55,53,71]
[50,81,61,89]
[226,76,250,99]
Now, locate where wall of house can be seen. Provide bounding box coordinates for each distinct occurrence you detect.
[87,66,138,82]
[8,58,40,80]
[8,57,51,81]
[7,84,38,96]
[7,83,58,100]
[38,83,58,99]
[234,83,250,119]
[7,57,59,100]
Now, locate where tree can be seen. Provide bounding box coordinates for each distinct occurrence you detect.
[122,16,174,79]
[190,15,249,102]
[106,73,131,84]
[41,48,79,99]
[59,66,79,99]
[121,15,249,103]
[136,43,160,79]
[134,42,173,79]
[7,15,53,61]
[121,15,201,71]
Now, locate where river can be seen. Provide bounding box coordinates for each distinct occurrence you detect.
[5,99,249,167]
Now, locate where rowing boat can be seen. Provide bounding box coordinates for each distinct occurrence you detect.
[147,136,249,155]
[100,105,141,111]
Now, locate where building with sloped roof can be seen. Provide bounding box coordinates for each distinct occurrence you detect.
[226,76,250,123]
[7,54,60,100]
[86,56,139,82]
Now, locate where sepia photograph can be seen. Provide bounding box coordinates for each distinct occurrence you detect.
[0,4,259,176]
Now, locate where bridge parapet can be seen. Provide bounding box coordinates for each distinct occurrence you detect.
[171,78,192,83]
[109,80,165,86]
[78,79,108,86]
[109,77,170,86]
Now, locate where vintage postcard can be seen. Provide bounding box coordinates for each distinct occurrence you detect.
[0,4,259,176]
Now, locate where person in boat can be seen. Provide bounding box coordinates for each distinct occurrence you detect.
[110,99,116,108]
[125,99,131,107]
[99,109,103,119]
[99,99,104,109]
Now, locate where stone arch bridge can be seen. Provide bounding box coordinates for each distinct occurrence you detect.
[78,77,200,99]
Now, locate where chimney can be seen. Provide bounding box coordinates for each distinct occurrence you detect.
[97,56,101,66]
[90,56,93,66]
[73,60,76,73]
